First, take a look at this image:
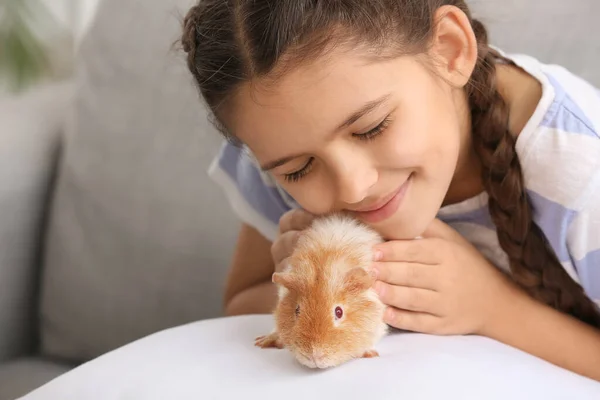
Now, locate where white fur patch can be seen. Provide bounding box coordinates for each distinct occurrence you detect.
[301,213,383,268]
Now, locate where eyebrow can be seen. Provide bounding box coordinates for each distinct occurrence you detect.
[259,93,392,171]
[336,93,392,131]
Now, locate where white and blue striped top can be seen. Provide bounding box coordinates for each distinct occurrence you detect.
[207,51,600,307]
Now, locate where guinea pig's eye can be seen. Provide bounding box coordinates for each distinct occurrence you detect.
[295,305,300,317]
[334,306,343,320]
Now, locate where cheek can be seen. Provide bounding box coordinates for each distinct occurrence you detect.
[400,88,461,173]
[423,123,461,171]
[427,95,463,170]
[282,177,337,215]
[380,114,449,172]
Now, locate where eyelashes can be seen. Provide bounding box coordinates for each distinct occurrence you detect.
[283,116,392,183]
[353,116,392,141]
[284,157,315,183]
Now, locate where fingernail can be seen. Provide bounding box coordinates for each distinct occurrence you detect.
[374,281,384,296]
[369,266,378,279]
[384,307,394,322]
[373,250,382,261]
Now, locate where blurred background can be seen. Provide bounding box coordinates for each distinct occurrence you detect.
[0,0,98,94]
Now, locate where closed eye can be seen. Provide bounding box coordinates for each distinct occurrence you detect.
[284,158,315,183]
[283,115,392,183]
[353,115,391,141]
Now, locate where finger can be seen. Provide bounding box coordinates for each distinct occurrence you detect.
[373,239,441,264]
[278,209,315,234]
[271,230,300,265]
[371,261,438,290]
[375,282,440,315]
[275,257,292,273]
[383,307,440,334]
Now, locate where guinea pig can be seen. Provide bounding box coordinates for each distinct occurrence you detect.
[255,212,389,369]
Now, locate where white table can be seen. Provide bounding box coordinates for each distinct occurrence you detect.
[19,315,600,399]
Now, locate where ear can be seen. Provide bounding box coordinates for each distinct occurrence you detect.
[429,5,479,88]
[272,272,300,292]
[344,268,375,294]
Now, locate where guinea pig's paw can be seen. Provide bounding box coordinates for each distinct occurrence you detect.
[360,349,379,358]
[255,331,284,349]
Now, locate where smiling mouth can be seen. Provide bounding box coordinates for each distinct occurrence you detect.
[354,189,401,213]
[353,175,411,212]
[347,174,413,223]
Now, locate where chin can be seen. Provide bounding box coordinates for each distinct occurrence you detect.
[373,206,435,240]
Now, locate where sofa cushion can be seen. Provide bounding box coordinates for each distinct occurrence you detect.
[16,316,600,400]
[471,0,600,86]
[38,0,240,362]
[0,357,73,400]
[0,81,73,362]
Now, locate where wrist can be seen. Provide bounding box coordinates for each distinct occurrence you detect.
[478,282,600,382]
[479,276,538,339]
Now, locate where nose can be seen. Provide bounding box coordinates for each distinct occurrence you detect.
[311,349,324,361]
[334,155,378,205]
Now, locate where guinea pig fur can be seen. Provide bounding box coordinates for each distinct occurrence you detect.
[255,213,389,369]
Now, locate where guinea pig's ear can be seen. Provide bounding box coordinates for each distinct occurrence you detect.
[272,272,301,292]
[343,267,375,294]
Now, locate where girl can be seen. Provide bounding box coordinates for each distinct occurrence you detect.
[180,0,600,381]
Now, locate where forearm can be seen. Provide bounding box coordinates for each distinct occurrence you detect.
[224,281,278,316]
[485,288,600,382]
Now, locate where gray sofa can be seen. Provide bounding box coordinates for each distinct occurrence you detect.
[0,0,598,399]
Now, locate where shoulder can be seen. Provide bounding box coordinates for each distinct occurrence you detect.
[503,53,600,211]
[208,140,300,241]
[502,53,600,304]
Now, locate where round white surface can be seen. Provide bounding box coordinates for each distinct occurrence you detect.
[20,315,600,399]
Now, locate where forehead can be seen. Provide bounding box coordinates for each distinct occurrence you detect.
[224,49,419,160]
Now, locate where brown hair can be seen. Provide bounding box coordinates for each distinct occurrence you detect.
[180,0,600,327]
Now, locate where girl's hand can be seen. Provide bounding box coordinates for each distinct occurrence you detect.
[371,218,525,336]
[271,209,316,273]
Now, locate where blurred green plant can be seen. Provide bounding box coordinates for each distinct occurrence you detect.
[0,0,54,93]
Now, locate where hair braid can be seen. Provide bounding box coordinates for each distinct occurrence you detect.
[467,19,600,327]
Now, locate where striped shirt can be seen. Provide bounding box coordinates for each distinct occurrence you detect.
[207,51,600,307]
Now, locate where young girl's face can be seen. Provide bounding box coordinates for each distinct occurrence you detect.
[227,48,471,239]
